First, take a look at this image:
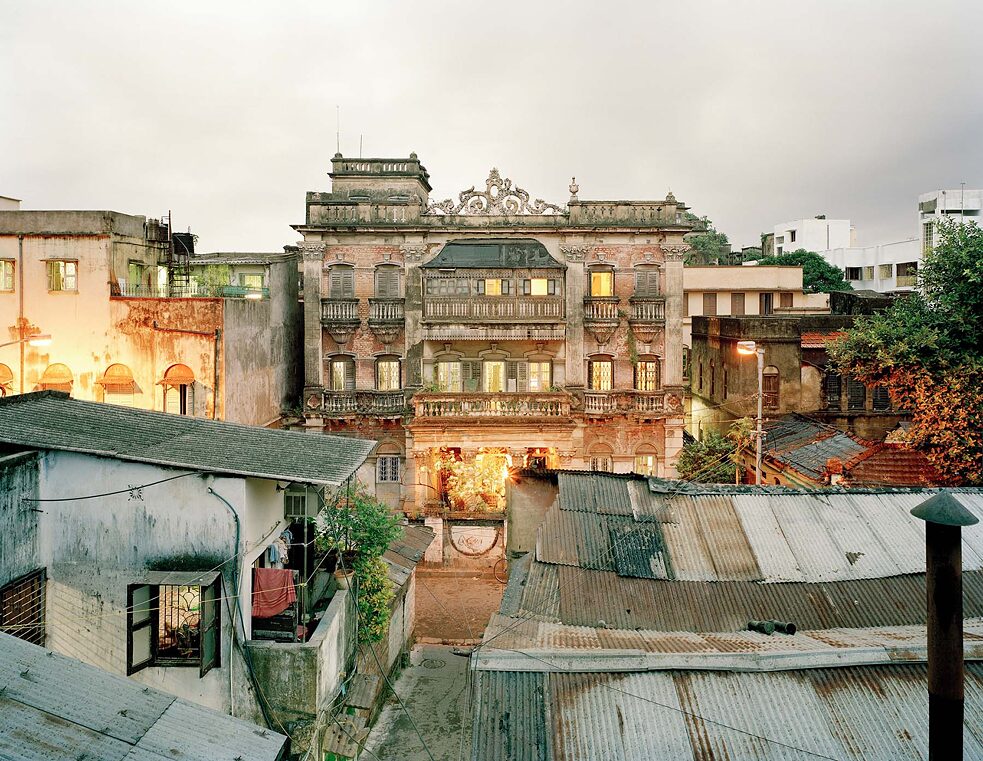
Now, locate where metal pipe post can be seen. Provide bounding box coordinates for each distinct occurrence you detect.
[926,521,964,760]
[755,348,764,485]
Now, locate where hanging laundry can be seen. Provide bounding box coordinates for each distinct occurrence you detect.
[252,568,297,618]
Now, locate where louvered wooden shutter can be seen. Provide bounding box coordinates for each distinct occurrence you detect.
[506,361,528,392]
[462,360,481,392]
[330,268,354,298]
[635,269,659,296]
[345,359,356,390]
[376,268,399,297]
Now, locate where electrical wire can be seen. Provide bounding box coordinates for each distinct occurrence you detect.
[22,470,202,502]
[497,647,845,761]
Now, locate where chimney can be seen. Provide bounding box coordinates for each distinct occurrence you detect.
[825,457,843,486]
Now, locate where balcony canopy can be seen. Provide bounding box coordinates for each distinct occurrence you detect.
[422,239,564,269]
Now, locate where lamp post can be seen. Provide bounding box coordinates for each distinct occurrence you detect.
[0,333,52,349]
[737,340,764,485]
[911,492,978,760]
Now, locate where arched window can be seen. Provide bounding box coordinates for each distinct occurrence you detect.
[374,265,401,298]
[588,354,614,391]
[327,265,355,299]
[161,364,195,415]
[38,363,73,394]
[328,355,356,391]
[634,266,660,297]
[0,363,13,396]
[763,366,779,409]
[97,363,136,407]
[376,355,401,391]
[588,266,614,297]
[634,445,659,476]
[634,355,661,392]
[588,443,614,473]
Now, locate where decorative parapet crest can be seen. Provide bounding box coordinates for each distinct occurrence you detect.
[298,242,326,261]
[401,244,428,263]
[559,244,589,262]
[426,168,566,216]
[661,244,689,262]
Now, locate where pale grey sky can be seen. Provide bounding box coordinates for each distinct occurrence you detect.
[2,0,981,251]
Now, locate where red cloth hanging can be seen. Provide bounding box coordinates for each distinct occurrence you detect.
[251,568,297,618]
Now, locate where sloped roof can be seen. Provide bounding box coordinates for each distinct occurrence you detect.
[381,523,435,589]
[763,414,870,481]
[842,443,943,487]
[800,330,845,348]
[0,392,374,486]
[422,239,564,269]
[0,632,287,761]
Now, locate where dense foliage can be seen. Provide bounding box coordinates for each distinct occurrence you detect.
[676,430,736,483]
[756,249,853,293]
[685,218,733,265]
[313,481,402,643]
[829,219,983,484]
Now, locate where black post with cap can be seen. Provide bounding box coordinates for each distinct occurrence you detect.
[911,492,979,760]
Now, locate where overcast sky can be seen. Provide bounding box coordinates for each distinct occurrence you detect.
[2,1,981,252]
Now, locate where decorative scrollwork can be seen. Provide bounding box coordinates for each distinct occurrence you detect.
[426,168,566,216]
[400,244,428,262]
[298,242,326,261]
[559,244,589,262]
[661,244,689,262]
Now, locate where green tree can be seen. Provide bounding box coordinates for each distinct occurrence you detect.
[756,249,853,293]
[676,430,736,483]
[829,219,983,484]
[685,218,732,265]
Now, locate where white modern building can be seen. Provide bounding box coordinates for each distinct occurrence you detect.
[919,187,983,253]
[771,217,854,256]
[820,237,920,292]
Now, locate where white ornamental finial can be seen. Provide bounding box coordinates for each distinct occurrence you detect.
[569,176,579,200]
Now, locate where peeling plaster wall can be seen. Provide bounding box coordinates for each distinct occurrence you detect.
[0,451,40,588]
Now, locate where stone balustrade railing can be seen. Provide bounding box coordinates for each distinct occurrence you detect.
[629,297,666,321]
[320,298,359,322]
[583,297,621,321]
[369,298,405,322]
[321,391,406,416]
[413,393,571,418]
[423,296,564,322]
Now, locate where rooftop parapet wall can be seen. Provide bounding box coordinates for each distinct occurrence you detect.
[0,210,154,239]
[691,314,857,342]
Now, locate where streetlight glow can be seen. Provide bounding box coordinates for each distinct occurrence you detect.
[736,340,757,355]
[27,334,53,347]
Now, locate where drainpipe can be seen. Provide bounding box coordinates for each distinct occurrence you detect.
[911,492,979,760]
[206,485,241,716]
[17,235,24,392]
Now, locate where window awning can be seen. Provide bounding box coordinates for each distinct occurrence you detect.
[158,364,195,387]
[95,363,135,390]
[0,364,12,386]
[39,364,73,385]
[140,570,221,587]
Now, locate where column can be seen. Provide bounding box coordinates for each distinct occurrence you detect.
[300,243,326,389]
[560,244,588,389]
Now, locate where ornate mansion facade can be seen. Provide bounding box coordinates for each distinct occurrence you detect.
[296,154,693,514]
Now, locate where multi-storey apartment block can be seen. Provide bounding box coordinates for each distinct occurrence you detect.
[296,154,694,513]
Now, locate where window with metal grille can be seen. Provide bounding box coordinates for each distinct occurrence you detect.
[879,264,893,279]
[589,358,613,390]
[763,366,779,409]
[872,385,891,411]
[46,260,78,291]
[847,378,867,410]
[590,456,612,472]
[329,356,356,391]
[328,266,355,298]
[127,574,220,677]
[0,569,45,646]
[635,359,660,391]
[377,455,401,483]
[0,260,14,292]
[824,373,842,409]
[376,358,400,391]
[923,222,934,254]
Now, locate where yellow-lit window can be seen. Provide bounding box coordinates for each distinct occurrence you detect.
[485,279,502,295]
[635,361,660,391]
[528,362,551,392]
[377,359,400,391]
[484,361,506,393]
[634,454,657,476]
[590,360,613,391]
[530,279,548,295]
[436,362,462,392]
[590,271,613,297]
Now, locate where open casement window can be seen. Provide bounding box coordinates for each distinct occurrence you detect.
[759,292,774,315]
[475,278,510,296]
[633,449,658,476]
[328,266,355,299]
[375,266,401,298]
[589,453,613,472]
[127,572,221,677]
[634,267,660,297]
[462,360,482,392]
[483,361,506,393]
[634,358,661,392]
[46,260,78,292]
[329,356,356,391]
[436,361,462,392]
[162,364,195,415]
[589,269,613,297]
[521,278,558,296]
[588,358,614,391]
[763,366,779,409]
[527,361,551,392]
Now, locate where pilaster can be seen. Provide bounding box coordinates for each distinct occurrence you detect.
[300,243,326,388]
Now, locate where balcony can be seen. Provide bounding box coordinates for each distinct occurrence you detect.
[632,392,665,417]
[412,393,571,420]
[583,296,621,344]
[584,391,618,414]
[423,296,564,323]
[317,391,407,417]
[320,298,360,344]
[368,298,405,344]
[583,391,666,416]
[628,296,666,342]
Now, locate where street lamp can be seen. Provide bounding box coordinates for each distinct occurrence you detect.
[737,340,764,485]
[0,333,52,349]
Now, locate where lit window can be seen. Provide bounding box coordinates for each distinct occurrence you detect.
[0,260,12,292]
[635,360,660,391]
[528,361,551,392]
[476,279,508,296]
[436,361,462,392]
[239,273,264,289]
[484,361,506,393]
[634,454,657,476]
[589,359,613,391]
[46,260,77,292]
[377,455,401,483]
[377,359,400,391]
[330,357,355,391]
[127,574,221,676]
[530,278,548,296]
[590,270,613,297]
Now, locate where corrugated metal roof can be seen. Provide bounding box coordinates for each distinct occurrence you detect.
[0,632,287,761]
[472,664,983,761]
[764,415,870,481]
[0,391,375,486]
[557,472,634,516]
